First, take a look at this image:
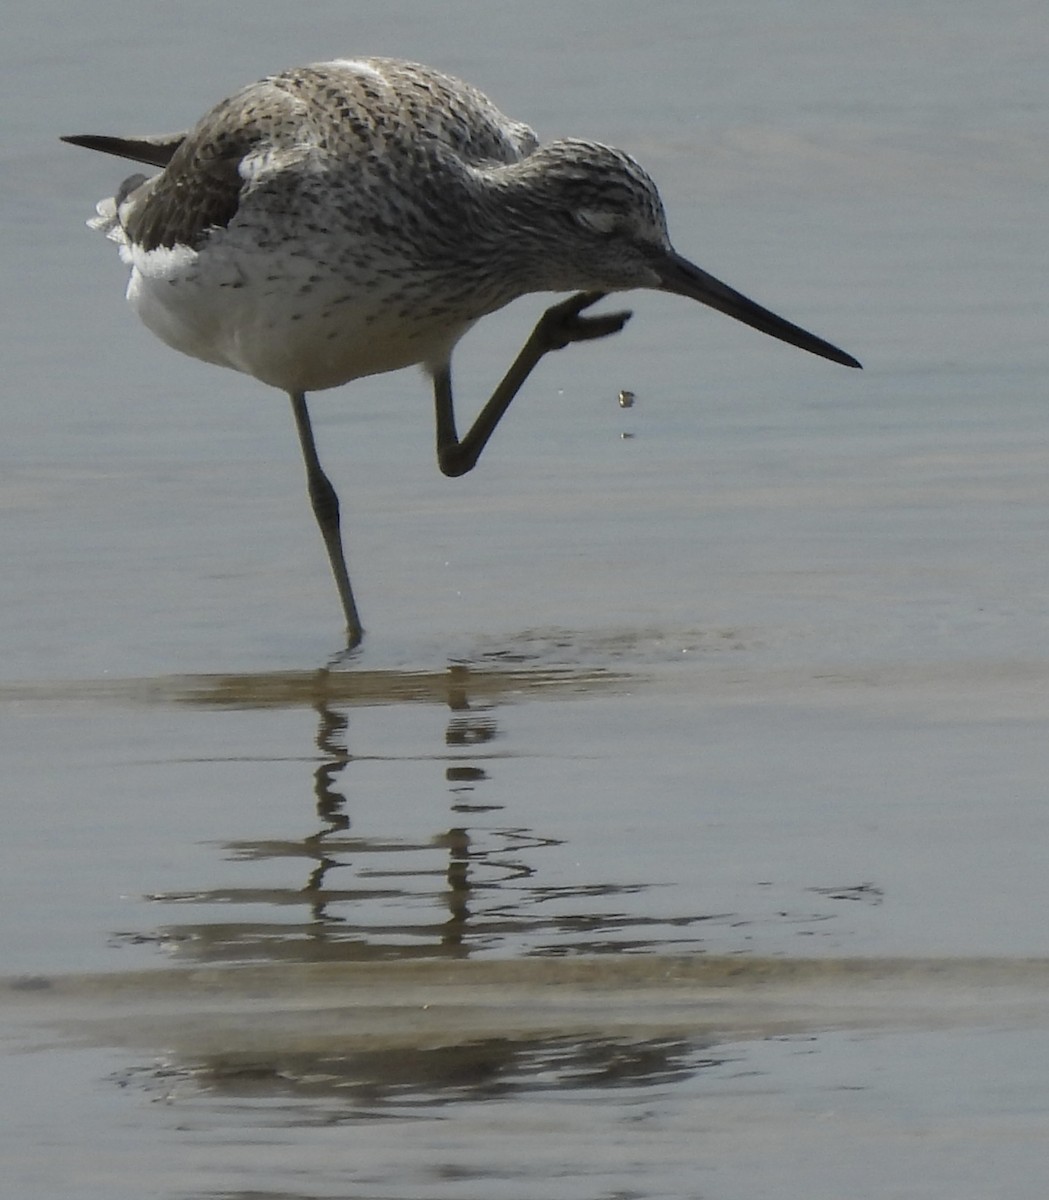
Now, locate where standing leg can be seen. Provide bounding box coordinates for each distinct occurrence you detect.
[434,291,631,477]
[290,391,363,648]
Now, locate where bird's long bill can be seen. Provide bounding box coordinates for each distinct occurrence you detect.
[656,251,861,369]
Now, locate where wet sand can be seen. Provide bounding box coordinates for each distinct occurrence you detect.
[6,953,1049,1200]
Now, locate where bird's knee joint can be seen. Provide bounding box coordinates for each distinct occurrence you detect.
[309,480,340,526]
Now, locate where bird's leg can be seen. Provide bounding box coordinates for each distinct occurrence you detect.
[290,392,364,649]
[434,291,631,478]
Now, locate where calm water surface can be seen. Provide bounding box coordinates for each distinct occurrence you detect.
[4,2,1049,1197]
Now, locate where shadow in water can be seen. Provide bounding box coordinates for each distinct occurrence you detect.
[107,663,726,964]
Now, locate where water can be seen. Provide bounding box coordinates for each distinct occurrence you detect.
[3,2,1049,1197]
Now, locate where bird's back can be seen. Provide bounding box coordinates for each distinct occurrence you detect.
[307,58,539,165]
[118,58,537,252]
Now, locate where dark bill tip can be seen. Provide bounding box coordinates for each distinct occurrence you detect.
[656,251,861,369]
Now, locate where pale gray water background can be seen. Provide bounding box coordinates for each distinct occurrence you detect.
[3,1,1049,1197]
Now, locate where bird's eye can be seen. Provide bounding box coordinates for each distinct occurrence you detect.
[571,209,619,236]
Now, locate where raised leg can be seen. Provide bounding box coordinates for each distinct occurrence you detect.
[290,391,363,649]
[434,291,631,478]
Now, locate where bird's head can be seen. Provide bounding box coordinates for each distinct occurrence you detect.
[497,139,672,292]
[486,138,860,368]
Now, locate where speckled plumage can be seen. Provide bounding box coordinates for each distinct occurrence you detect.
[74,58,675,392]
[64,56,859,646]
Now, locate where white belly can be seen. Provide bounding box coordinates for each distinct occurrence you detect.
[124,234,475,393]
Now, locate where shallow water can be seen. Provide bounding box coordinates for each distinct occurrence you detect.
[4,1,1049,1197]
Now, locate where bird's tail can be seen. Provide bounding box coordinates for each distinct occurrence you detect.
[63,132,183,245]
[60,131,184,168]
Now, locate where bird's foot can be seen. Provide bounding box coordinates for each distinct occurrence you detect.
[533,291,632,353]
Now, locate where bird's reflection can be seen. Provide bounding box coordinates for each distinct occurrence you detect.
[301,694,350,918]
[126,662,716,964]
[96,661,762,1129]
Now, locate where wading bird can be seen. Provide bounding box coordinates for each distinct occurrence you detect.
[64,57,860,648]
